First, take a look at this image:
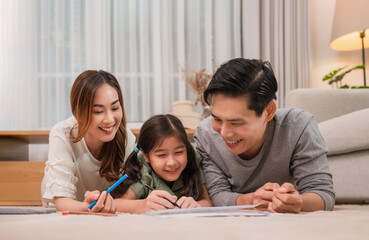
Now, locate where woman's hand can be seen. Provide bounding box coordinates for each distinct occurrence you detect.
[176,196,201,209]
[83,190,116,213]
[142,190,178,212]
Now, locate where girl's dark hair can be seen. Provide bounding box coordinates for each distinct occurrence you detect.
[204,58,278,116]
[112,114,203,200]
[70,70,128,182]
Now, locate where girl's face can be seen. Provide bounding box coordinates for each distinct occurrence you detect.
[143,135,188,184]
[84,83,123,151]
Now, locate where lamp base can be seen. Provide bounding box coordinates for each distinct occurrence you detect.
[360,30,366,86]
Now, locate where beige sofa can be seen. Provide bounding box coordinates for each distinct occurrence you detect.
[285,88,369,202]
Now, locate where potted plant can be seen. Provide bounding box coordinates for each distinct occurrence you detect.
[322,64,368,88]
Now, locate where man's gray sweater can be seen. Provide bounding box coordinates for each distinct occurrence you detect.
[194,108,335,210]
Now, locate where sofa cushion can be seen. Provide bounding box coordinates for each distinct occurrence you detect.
[285,89,369,123]
[318,108,369,156]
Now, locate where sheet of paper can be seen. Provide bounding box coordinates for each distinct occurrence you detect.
[144,204,269,217]
[0,207,56,215]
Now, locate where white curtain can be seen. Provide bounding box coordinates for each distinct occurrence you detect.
[0,0,39,129]
[1,0,86,130]
[0,0,310,130]
[242,0,312,107]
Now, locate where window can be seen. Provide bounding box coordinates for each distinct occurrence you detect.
[0,0,243,130]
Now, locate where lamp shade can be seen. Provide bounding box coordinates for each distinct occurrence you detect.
[330,0,369,51]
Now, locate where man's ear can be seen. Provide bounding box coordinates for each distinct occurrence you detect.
[142,152,149,163]
[265,100,277,122]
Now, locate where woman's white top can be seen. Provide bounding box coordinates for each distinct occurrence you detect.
[41,116,136,206]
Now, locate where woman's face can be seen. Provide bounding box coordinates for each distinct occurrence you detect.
[84,83,123,151]
[143,135,188,184]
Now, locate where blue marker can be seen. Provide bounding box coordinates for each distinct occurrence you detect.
[88,174,128,210]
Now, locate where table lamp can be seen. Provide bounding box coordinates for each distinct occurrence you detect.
[330,0,369,86]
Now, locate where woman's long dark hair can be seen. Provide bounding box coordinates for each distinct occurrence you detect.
[113,114,203,200]
[70,70,128,182]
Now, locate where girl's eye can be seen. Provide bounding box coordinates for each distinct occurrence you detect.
[93,111,103,114]
[112,107,119,111]
[175,151,184,155]
[157,154,167,158]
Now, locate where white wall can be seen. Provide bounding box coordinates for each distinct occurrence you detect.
[310,0,369,88]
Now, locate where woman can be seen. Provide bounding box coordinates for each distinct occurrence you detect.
[41,70,135,213]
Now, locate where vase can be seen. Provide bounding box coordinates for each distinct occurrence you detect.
[171,100,201,129]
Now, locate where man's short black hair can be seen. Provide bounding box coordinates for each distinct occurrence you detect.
[204,58,278,116]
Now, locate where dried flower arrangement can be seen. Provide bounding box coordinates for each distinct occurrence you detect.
[182,67,213,107]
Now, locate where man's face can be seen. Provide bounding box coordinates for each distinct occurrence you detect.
[211,93,272,160]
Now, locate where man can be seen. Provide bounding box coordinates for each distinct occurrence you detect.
[194,58,335,213]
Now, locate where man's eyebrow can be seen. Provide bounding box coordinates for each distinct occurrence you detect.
[211,113,243,122]
[93,100,120,107]
[228,118,243,122]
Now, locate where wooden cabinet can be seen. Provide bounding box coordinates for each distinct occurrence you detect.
[0,131,50,142]
[0,131,49,161]
[0,161,45,206]
[0,129,196,161]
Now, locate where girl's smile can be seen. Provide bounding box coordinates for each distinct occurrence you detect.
[165,168,179,174]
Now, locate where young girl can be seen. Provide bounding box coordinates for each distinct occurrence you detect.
[41,70,136,213]
[115,114,212,213]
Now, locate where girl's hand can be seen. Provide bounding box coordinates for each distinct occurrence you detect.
[176,196,201,209]
[143,190,178,212]
[83,190,116,213]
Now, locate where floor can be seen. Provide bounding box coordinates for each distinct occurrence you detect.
[0,204,368,240]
